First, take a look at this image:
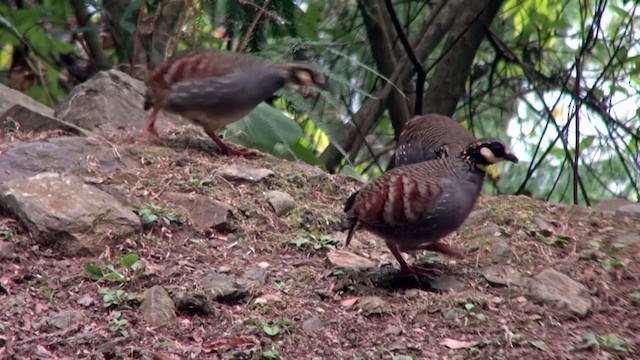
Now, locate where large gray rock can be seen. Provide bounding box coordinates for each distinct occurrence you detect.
[0,172,141,256]
[53,70,188,132]
[0,82,54,117]
[527,268,592,318]
[0,137,131,185]
[0,104,91,136]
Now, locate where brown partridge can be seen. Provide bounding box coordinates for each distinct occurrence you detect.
[392,113,476,168]
[143,48,326,156]
[344,138,518,277]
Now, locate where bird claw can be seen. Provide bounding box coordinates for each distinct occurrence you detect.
[402,263,444,279]
[221,146,259,157]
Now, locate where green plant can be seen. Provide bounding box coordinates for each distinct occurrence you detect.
[0,230,13,240]
[84,253,145,283]
[629,289,640,305]
[578,332,628,353]
[177,177,213,188]
[288,234,339,251]
[131,203,186,225]
[99,288,138,308]
[108,311,129,337]
[462,302,487,321]
[259,350,282,360]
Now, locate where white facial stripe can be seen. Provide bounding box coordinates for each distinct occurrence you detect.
[480,146,498,163]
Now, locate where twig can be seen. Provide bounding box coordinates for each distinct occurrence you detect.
[238,0,287,23]
[573,55,581,205]
[130,0,147,70]
[165,0,193,59]
[383,0,425,116]
[15,324,81,346]
[237,0,272,53]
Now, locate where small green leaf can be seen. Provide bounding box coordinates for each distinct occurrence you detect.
[260,351,281,360]
[391,356,414,360]
[464,303,475,312]
[262,325,280,337]
[83,263,104,281]
[120,253,139,269]
[103,272,126,282]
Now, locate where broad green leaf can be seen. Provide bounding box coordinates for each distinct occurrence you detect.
[83,263,104,280]
[120,253,140,269]
[103,272,126,282]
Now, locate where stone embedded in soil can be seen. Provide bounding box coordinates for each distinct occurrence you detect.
[265,190,296,216]
[327,250,376,270]
[0,172,141,256]
[174,293,212,315]
[76,294,96,307]
[429,275,465,292]
[216,165,275,182]
[0,241,17,260]
[161,192,232,232]
[0,104,91,136]
[140,285,177,327]
[241,266,268,286]
[0,81,54,117]
[527,268,592,318]
[613,233,640,249]
[490,240,512,263]
[384,325,403,336]
[533,217,554,236]
[357,296,387,316]
[482,265,527,287]
[302,316,324,334]
[478,225,508,237]
[200,271,248,302]
[47,310,84,329]
[0,137,131,185]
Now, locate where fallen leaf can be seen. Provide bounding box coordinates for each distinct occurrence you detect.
[202,336,260,352]
[440,338,479,349]
[340,297,359,308]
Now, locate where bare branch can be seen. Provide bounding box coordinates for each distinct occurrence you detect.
[69,0,112,70]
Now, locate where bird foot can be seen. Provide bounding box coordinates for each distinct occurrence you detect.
[218,145,259,158]
[401,263,444,279]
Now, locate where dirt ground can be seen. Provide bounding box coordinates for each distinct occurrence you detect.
[1,129,639,360]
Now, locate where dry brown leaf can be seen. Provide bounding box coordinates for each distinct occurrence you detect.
[440,338,479,349]
[340,297,359,308]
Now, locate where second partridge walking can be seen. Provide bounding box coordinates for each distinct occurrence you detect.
[344,138,518,277]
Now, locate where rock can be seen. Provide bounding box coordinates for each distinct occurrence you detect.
[0,173,141,256]
[292,162,327,182]
[384,325,403,336]
[76,294,95,307]
[429,275,465,292]
[54,70,188,132]
[482,266,527,287]
[302,316,323,334]
[478,225,507,237]
[174,293,211,315]
[161,192,232,232]
[613,233,640,249]
[527,268,592,317]
[47,310,83,329]
[533,217,553,236]
[216,165,274,182]
[327,250,376,270]
[254,293,283,305]
[241,266,267,286]
[490,240,511,263]
[595,199,639,214]
[0,137,131,185]
[200,272,248,302]
[140,286,177,327]
[0,104,91,136]
[0,82,54,117]
[357,296,387,316]
[0,241,17,260]
[265,191,295,216]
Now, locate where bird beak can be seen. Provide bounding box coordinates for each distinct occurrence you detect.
[504,153,519,163]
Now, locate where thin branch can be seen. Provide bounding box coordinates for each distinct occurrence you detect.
[237,0,272,53]
[69,0,112,70]
[573,55,581,205]
[383,0,425,116]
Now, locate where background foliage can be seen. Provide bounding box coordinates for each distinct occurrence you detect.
[0,0,638,205]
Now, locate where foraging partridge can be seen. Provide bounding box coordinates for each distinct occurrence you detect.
[344,138,518,277]
[143,48,326,156]
[392,113,476,168]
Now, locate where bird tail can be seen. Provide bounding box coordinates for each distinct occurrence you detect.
[278,62,327,89]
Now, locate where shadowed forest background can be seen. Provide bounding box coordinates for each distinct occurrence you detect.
[1,0,639,205]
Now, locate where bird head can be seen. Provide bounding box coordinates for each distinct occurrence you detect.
[280,63,327,89]
[462,138,518,171]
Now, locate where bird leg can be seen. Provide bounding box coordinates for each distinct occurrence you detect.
[143,107,160,138]
[203,127,257,157]
[387,243,443,278]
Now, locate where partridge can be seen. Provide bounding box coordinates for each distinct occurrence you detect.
[344,138,518,277]
[143,48,326,156]
[392,113,476,167]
